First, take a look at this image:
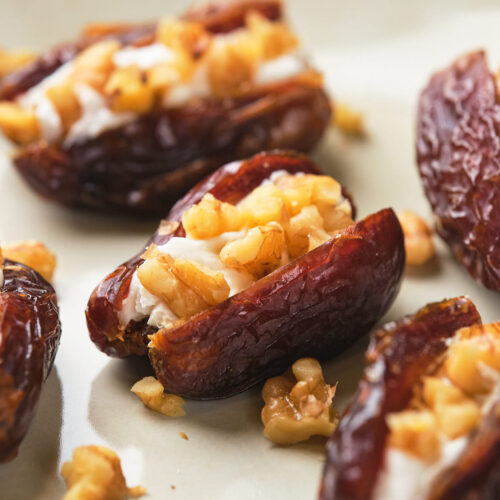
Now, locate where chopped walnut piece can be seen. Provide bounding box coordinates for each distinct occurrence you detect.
[45,82,81,132]
[398,210,435,266]
[220,222,286,278]
[157,17,211,59]
[131,376,185,417]
[286,205,328,259]
[238,184,288,226]
[61,445,146,500]
[105,66,154,113]
[261,358,337,445]
[445,322,500,395]
[0,102,39,144]
[179,432,189,440]
[246,12,298,61]
[206,34,256,97]
[386,410,440,462]
[137,252,208,318]
[2,240,57,282]
[332,102,364,136]
[182,193,248,239]
[0,48,35,77]
[71,40,121,91]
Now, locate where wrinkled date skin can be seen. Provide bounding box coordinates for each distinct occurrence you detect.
[86,151,405,399]
[417,51,500,291]
[0,0,331,216]
[0,260,61,462]
[319,297,483,500]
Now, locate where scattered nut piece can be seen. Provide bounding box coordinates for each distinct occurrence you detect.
[0,102,39,144]
[105,66,154,113]
[179,432,189,440]
[332,102,364,136]
[61,445,146,500]
[0,48,35,77]
[445,322,500,395]
[45,82,81,132]
[220,222,286,278]
[386,410,440,461]
[398,210,435,266]
[131,376,185,417]
[2,240,57,282]
[182,193,247,239]
[261,358,337,445]
[157,17,211,59]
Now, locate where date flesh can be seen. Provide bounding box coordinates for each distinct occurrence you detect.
[417,50,500,291]
[86,151,405,399]
[319,297,482,500]
[0,1,331,215]
[0,260,61,462]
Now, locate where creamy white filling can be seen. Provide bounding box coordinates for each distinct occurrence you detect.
[119,231,255,329]
[113,43,176,69]
[64,84,135,146]
[255,53,307,85]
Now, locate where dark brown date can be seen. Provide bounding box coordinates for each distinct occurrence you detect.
[0,260,61,462]
[417,50,500,291]
[319,297,482,500]
[1,0,331,216]
[86,151,405,399]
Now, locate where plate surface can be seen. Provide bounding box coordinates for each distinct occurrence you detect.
[0,1,498,498]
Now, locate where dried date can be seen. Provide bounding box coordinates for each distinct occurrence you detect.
[417,50,500,291]
[319,297,482,500]
[0,259,61,462]
[86,151,405,399]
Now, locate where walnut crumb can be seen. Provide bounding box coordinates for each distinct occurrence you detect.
[61,445,146,500]
[179,432,188,440]
[332,102,364,136]
[131,376,185,417]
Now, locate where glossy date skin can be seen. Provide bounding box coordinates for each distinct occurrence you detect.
[86,151,405,399]
[319,297,482,500]
[417,51,500,291]
[0,260,61,462]
[1,0,331,216]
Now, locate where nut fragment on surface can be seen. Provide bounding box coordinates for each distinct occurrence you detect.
[332,102,364,136]
[0,48,35,77]
[398,210,435,265]
[131,376,185,417]
[261,358,337,445]
[2,240,57,282]
[61,445,146,500]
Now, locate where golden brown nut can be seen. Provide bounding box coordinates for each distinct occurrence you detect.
[0,48,35,77]
[2,240,57,282]
[131,376,185,417]
[157,17,211,59]
[0,102,39,144]
[45,82,81,132]
[104,66,154,113]
[332,102,364,136]
[261,358,337,445]
[398,210,435,266]
[220,222,286,278]
[238,184,288,226]
[61,445,146,500]
[286,205,328,258]
[182,193,248,239]
[386,410,440,462]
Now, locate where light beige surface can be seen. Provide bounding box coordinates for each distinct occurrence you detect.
[0,1,498,499]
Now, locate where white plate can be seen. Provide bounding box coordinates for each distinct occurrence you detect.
[0,1,498,498]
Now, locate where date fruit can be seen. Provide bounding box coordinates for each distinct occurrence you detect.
[0,0,331,215]
[86,151,405,399]
[417,50,500,291]
[0,258,61,462]
[319,297,492,500]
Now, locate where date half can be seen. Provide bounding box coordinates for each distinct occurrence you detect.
[0,260,61,462]
[417,50,500,291]
[319,297,486,500]
[86,151,405,399]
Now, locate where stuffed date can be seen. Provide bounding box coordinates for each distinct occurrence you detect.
[0,0,331,215]
[417,50,500,291]
[319,296,500,500]
[86,151,405,399]
[0,245,61,462]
